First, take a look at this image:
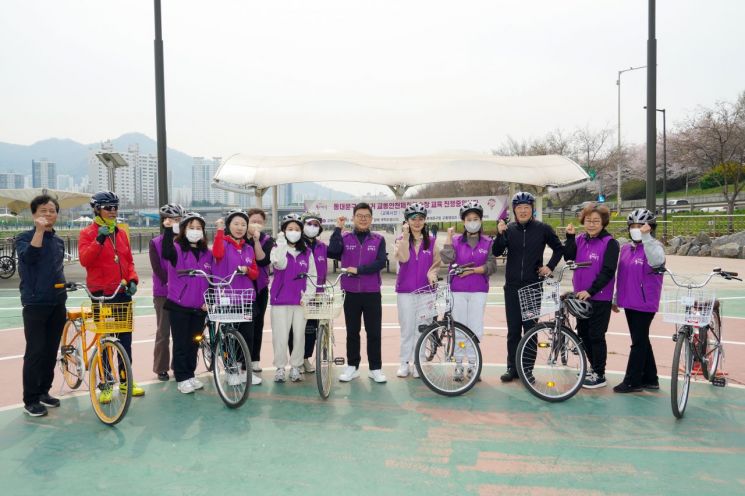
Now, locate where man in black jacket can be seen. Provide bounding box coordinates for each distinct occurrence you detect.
[492,192,564,382]
[17,194,68,416]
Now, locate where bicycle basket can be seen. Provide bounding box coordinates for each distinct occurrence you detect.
[204,288,254,323]
[412,283,451,323]
[661,288,715,327]
[517,279,560,321]
[302,290,345,320]
[87,302,134,333]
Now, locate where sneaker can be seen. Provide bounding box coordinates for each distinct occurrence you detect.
[39,393,60,408]
[368,369,387,383]
[454,365,465,382]
[99,388,113,404]
[24,403,48,417]
[303,358,315,373]
[339,366,360,382]
[251,374,263,386]
[411,363,420,378]
[396,363,410,378]
[252,361,262,372]
[613,382,642,393]
[120,382,145,397]
[524,370,536,385]
[274,368,286,383]
[190,377,204,390]
[157,372,170,381]
[500,368,518,382]
[228,373,242,386]
[582,373,607,389]
[239,369,248,384]
[290,367,303,382]
[642,382,660,390]
[177,380,195,394]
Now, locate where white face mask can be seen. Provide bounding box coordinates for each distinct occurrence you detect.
[465,221,482,233]
[285,231,302,243]
[629,228,643,242]
[186,229,203,243]
[172,223,180,234]
[303,225,320,239]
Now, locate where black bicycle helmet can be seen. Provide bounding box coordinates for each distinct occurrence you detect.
[459,200,483,220]
[159,203,184,219]
[404,202,427,219]
[563,293,593,319]
[179,211,205,229]
[90,191,119,209]
[512,191,535,207]
[281,213,303,230]
[225,208,249,226]
[627,208,656,226]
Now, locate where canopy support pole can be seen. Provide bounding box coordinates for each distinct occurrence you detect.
[271,186,279,236]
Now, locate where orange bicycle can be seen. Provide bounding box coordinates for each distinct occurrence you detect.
[57,280,134,425]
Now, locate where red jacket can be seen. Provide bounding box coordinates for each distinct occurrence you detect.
[79,223,139,294]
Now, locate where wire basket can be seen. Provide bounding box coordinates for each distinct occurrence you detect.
[517,279,561,321]
[661,288,716,327]
[412,283,451,323]
[86,302,134,333]
[204,288,254,323]
[302,290,345,320]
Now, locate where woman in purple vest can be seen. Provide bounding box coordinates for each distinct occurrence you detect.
[246,208,274,373]
[612,208,665,393]
[150,203,183,382]
[564,203,620,389]
[394,202,440,378]
[213,209,262,386]
[270,214,317,383]
[161,212,213,394]
[440,201,497,342]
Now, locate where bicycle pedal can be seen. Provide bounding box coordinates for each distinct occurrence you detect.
[333,357,345,365]
[712,377,727,387]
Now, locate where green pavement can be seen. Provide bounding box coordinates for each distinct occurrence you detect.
[1,368,744,495]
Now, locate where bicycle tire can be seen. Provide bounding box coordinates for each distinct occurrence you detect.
[700,310,722,381]
[213,328,250,409]
[414,321,482,397]
[315,323,332,399]
[0,255,15,279]
[671,328,693,419]
[516,322,587,403]
[60,319,84,389]
[200,320,214,372]
[89,339,132,426]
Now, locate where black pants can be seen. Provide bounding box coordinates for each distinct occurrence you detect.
[623,309,658,386]
[288,319,319,359]
[576,300,612,377]
[236,321,254,370]
[22,303,66,405]
[344,292,382,370]
[251,288,269,361]
[169,309,205,382]
[504,285,537,370]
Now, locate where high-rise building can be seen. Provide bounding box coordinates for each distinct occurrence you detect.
[192,157,230,205]
[56,174,75,191]
[32,159,57,188]
[88,141,160,207]
[0,172,25,189]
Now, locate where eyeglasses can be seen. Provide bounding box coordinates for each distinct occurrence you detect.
[354,214,372,220]
[101,205,119,211]
[583,219,602,225]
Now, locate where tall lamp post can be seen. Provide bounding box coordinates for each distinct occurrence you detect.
[645,106,667,239]
[95,152,129,192]
[616,65,647,213]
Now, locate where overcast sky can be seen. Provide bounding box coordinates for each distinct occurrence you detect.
[1,0,744,192]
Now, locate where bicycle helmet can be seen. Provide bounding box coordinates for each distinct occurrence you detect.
[302,211,323,224]
[225,208,249,226]
[563,293,593,319]
[512,191,535,206]
[281,213,303,230]
[179,211,205,228]
[627,208,656,226]
[159,203,184,219]
[459,200,483,220]
[90,191,120,209]
[404,202,427,219]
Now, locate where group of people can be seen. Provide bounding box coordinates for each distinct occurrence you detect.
[19,189,665,417]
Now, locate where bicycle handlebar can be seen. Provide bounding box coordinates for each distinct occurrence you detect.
[177,269,243,287]
[296,269,352,289]
[660,267,743,288]
[54,280,128,302]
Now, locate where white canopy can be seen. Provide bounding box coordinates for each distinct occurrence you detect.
[0,188,91,214]
[212,151,589,196]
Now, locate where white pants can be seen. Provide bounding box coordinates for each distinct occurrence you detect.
[397,293,424,364]
[270,305,306,368]
[451,292,488,340]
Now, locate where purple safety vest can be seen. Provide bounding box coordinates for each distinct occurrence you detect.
[255,233,272,293]
[450,234,491,293]
[270,249,312,306]
[167,244,212,309]
[396,236,435,293]
[212,239,257,301]
[572,232,616,302]
[339,231,383,293]
[150,235,168,298]
[616,242,663,313]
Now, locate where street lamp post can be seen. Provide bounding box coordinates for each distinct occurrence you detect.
[616,65,647,213]
[645,106,667,239]
[95,152,129,192]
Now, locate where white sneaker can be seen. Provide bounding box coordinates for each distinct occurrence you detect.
[411,363,420,378]
[396,363,410,378]
[303,358,315,373]
[368,369,387,383]
[339,366,360,382]
[177,380,195,394]
[252,361,262,372]
[251,374,263,386]
[290,367,303,382]
[189,377,204,390]
[227,373,242,386]
[274,368,286,383]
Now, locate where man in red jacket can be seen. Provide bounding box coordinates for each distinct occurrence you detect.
[79,191,144,399]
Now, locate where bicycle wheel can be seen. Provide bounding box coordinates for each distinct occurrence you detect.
[0,255,15,279]
[59,319,84,389]
[315,322,332,399]
[89,339,132,426]
[200,320,214,372]
[517,322,587,403]
[671,328,693,419]
[414,321,482,397]
[700,311,722,381]
[213,327,250,408]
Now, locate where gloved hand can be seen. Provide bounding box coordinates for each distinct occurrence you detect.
[127,281,138,296]
[276,231,287,248]
[96,225,112,244]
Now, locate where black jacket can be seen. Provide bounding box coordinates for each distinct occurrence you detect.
[492,219,563,287]
[17,229,67,306]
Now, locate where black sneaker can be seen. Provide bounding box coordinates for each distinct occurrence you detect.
[642,382,660,390]
[39,394,60,408]
[613,382,642,393]
[524,371,536,385]
[582,373,607,389]
[24,403,48,417]
[500,368,518,382]
[157,372,170,382]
